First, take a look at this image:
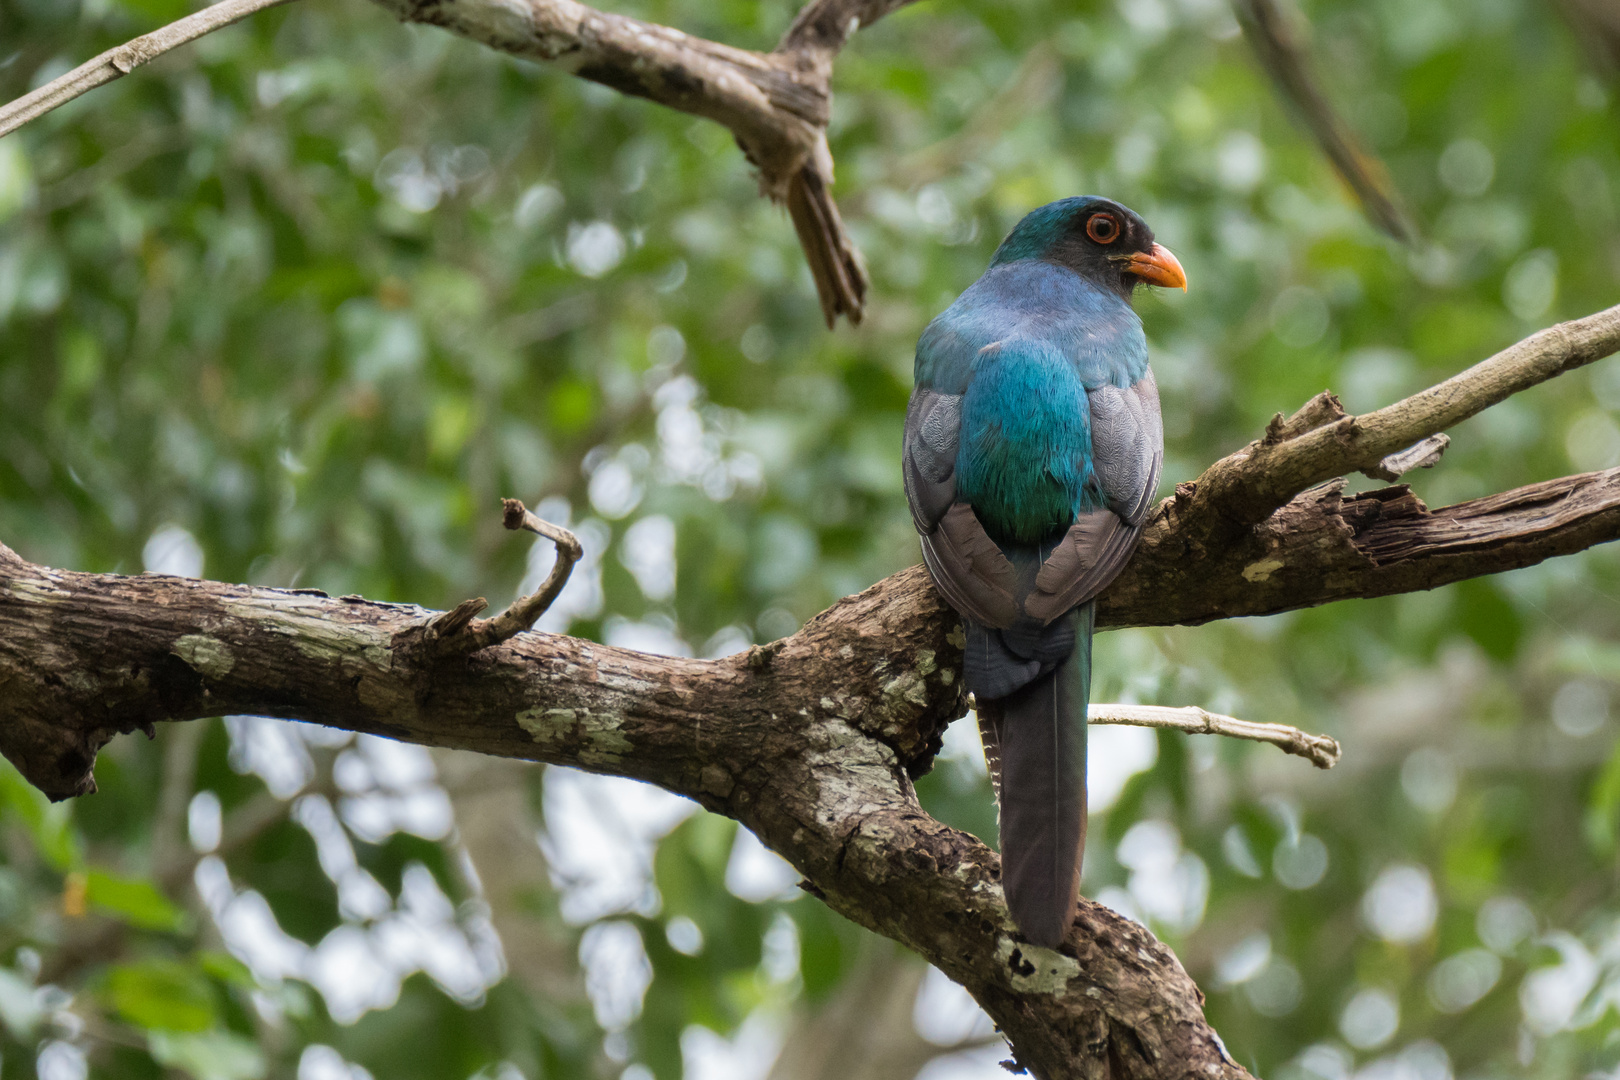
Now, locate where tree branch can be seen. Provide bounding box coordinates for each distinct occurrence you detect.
[0,0,900,324]
[6,308,1620,1078]
[363,0,902,325]
[1182,303,1620,535]
[0,0,300,142]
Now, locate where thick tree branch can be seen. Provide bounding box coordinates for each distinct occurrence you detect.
[0,539,1245,1079]
[0,0,300,142]
[5,308,1620,1079]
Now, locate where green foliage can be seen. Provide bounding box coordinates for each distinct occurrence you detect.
[84,869,188,933]
[2,0,1620,1076]
[105,959,217,1032]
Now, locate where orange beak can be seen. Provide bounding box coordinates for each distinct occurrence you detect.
[1122,243,1188,291]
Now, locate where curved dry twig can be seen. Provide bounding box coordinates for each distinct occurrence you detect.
[410,499,583,658]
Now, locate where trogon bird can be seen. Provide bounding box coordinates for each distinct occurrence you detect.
[903,196,1186,947]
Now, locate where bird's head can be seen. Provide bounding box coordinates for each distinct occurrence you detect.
[989,196,1187,299]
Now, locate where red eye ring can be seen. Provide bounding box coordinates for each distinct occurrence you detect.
[1086,213,1120,244]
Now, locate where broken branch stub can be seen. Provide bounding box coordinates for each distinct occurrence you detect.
[404,499,583,660]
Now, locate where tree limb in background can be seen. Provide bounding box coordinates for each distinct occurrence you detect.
[361,0,913,327]
[7,306,1620,1079]
[1232,0,1415,242]
[0,0,916,326]
[0,0,301,141]
[363,0,912,325]
[1553,0,1620,76]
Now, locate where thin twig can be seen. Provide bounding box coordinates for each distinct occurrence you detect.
[0,0,300,143]
[416,499,582,657]
[1088,704,1340,769]
[485,498,584,640]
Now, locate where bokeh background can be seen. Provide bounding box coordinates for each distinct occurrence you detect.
[3,0,1620,1076]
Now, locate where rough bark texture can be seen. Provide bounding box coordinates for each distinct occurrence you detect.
[6,306,1620,1079]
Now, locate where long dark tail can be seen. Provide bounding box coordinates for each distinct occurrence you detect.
[979,603,1092,947]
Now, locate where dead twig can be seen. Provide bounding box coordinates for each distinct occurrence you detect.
[416,499,582,657]
[0,0,300,142]
[1089,704,1340,769]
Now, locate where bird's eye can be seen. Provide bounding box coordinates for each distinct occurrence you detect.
[1085,213,1120,244]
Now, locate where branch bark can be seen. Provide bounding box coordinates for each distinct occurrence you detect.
[1178,303,1620,537]
[5,307,1620,1079]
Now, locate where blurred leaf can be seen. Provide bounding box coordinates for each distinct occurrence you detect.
[198,951,255,990]
[107,960,217,1033]
[115,0,190,23]
[1585,739,1620,853]
[0,762,79,870]
[86,868,187,932]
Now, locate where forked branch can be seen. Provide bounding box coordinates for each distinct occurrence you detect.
[0,0,889,324]
[1183,303,1620,534]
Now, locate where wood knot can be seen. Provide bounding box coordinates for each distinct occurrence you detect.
[699,764,735,798]
[747,640,784,670]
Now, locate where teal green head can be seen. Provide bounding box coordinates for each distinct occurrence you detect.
[990,196,1187,299]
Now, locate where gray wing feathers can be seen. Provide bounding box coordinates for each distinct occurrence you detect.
[907,373,1161,627]
[903,390,961,533]
[908,390,1022,627]
[1088,369,1162,526]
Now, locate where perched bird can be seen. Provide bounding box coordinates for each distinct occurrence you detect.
[903,197,1185,947]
